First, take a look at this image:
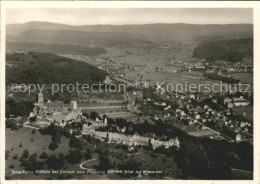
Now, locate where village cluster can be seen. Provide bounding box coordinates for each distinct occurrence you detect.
[138,88,253,142]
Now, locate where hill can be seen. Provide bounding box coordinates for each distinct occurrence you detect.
[7,29,148,47]
[6,52,107,85]
[7,21,253,42]
[193,38,253,62]
[7,42,107,56]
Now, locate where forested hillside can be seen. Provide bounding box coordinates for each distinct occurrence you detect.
[193,38,253,62]
[6,52,107,85]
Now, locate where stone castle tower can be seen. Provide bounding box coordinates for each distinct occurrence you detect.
[37,93,44,106]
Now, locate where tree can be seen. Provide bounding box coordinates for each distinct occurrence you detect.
[69,137,83,149]
[46,154,65,170]
[39,152,48,159]
[23,153,43,171]
[6,119,19,130]
[97,155,111,172]
[82,112,90,118]
[20,149,29,161]
[66,149,83,164]
[13,154,18,160]
[84,148,92,160]
[49,141,59,150]
[90,111,100,120]
[118,158,142,177]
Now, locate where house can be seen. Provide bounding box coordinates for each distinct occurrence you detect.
[161,102,167,106]
[233,100,250,107]
[164,105,171,111]
[189,94,196,99]
[195,114,200,120]
[103,76,111,84]
[103,117,108,126]
[224,97,232,104]
[227,102,234,108]
[236,133,242,142]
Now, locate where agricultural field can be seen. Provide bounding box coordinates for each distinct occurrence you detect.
[226,73,253,84]
[124,69,224,94]
[102,43,195,67]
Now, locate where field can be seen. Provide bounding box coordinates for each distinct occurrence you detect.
[5,127,119,180]
[78,93,127,115]
[124,69,224,94]
[232,106,253,123]
[60,41,227,94]
[227,73,253,84]
[5,127,72,179]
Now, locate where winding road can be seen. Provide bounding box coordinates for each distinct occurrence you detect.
[79,152,142,171]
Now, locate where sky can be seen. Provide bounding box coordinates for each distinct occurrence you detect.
[6,8,253,25]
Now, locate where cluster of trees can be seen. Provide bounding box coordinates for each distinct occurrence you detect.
[20,150,44,171]
[193,38,253,62]
[204,73,240,84]
[6,119,22,131]
[17,148,88,172]
[89,111,101,121]
[69,137,84,149]
[6,97,34,117]
[39,124,64,150]
[118,159,143,178]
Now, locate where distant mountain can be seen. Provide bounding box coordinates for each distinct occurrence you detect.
[7,42,107,56]
[6,52,107,85]
[78,23,253,41]
[193,38,253,62]
[7,21,253,42]
[7,29,147,47]
[7,21,77,35]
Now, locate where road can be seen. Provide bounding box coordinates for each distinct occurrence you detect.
[231,168,253,174]
[79,152,142,171]
[114,77,133,86]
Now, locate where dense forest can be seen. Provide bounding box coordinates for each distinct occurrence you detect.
[6,52,107,117]
[6,52,107,85]
[193,38,253,62]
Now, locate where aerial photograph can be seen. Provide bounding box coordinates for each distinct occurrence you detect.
[4,8,253,180]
